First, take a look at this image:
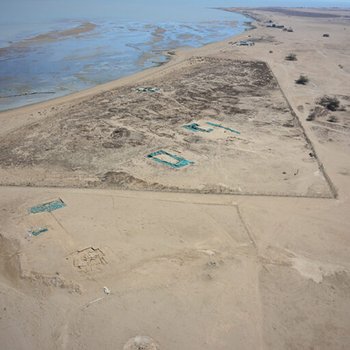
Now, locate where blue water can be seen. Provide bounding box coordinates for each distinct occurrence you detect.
[0,0,349,110]
[1,0,349,25]
[0,5,250,110]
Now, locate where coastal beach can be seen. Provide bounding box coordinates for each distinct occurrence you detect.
[0,6,248,111]
[1,6,350,350]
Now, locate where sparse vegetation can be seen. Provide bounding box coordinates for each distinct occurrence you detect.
[285,53,297,61]
[327,115,337,123]
[306,106,327,121]
[306,111,316,121]
[295,75,309,85]
[317,95,340,111]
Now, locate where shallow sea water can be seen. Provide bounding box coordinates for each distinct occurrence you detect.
[2,0,345,110]
[0,1,250,110]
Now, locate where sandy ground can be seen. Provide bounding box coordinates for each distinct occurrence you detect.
[0,57,333,197]
[0,8,350,349]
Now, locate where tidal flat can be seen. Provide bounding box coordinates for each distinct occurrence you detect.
[0,10,248,111]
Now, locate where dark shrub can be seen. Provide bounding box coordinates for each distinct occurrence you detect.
[285,53,297,61]
[317,96,340,111]
[295,75,309,85]
[327,115,337,123]
[306,113,315,121]
[306,106,327,121]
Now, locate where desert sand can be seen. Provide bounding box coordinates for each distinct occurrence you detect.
[0,8,350,349]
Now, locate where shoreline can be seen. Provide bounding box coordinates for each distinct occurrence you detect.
[0,11,252,115]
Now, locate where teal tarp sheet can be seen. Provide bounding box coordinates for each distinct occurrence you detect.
[136,87,160,93]
[30,227,48,236]
[29,199,66,214]
[206,122,240,135]
[183,123,214,133]
[147,150,194,169]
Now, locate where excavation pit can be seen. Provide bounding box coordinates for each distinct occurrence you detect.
[206,122,240,135]
[29,199,66,214]
[183,123,214,133]
[147,150,194,169]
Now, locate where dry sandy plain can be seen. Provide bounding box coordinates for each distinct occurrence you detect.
[1,7,350,350]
